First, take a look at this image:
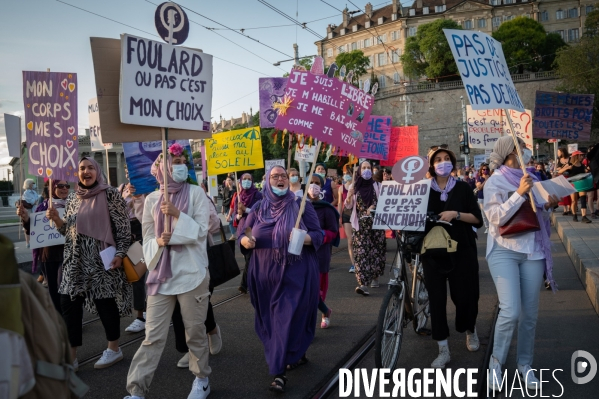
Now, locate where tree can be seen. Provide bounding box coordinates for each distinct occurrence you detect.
[584,4,599,37]
[282,57,314,77]
[334,50,371,87]
[492,17,566,74]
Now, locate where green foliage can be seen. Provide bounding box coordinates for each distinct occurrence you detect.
[334,50,371,87]
[492,16,566,74]
[400,19,462,81]
[584,4,599,37]
[282,57,314,77]
[192,151,201,159]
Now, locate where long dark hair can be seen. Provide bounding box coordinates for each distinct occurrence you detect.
[558,147,569,159]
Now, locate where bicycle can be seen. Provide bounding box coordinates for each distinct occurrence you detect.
[374,212,451,370]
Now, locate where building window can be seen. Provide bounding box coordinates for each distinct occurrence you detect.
[540,11,549,21]
[504,0,514,4]
[393,72,400,83]
[435,5,446,12]
[352,25,358,32]
[568,8,578,18]
[327,48,333,57]
[492,16,501,27]
[376,34,387,44]
[359,79,363,89]
[477,18,487,28]
[338,45,346,55]
[556,30,565,40]
[391,30,400,41]
[340,28,346,36]
[378,17,384,25]
[377,53,387,66]
[408,27,417,36]
[464,20,473,30]
[587,5,595,15]
[503,15,515,22]
[568,28,579,42]
[351,42,358,51]
[556,10,564,20]
[378,75,386,88]
[369,55,374,67]
[409,9,415,16]
[423,7,429,15]
[523,13,530,19]
[364,38,371,47]
[490,0,500,5]
[392,50,401,63]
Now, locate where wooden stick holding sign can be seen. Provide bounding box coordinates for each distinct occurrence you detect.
[294,139,322,230]
[504,110,537,213]
[46,68,54,227]
[161,8,175,232]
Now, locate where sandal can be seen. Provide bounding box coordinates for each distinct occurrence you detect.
[286,355,308,371]
[269,374,287,392]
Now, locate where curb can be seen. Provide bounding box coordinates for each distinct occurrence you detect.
[551,213,599,315]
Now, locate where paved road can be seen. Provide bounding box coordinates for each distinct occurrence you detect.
[0,225,24,243]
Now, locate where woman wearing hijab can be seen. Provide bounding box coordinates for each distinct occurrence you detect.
[315,163,334,203]
[238,166,323,393]
[344,161,386,295]
[21,178,39,248]
[307,174,339,329]
[422,146,483,369]
[125,145,212,399]
[484,137,559,391]
[18,179,70,312]
[46,157,131,371]
[235,173,263,294]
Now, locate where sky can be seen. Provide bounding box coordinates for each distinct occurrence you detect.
[0,0,411,178]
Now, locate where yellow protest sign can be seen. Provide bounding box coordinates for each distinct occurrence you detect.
[206,127,264,175]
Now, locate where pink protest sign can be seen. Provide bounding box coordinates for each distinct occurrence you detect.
[274,69,374,155]
[359,115,391,161]
[23,71,79,181]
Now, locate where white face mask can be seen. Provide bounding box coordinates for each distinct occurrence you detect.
[308,184,321,197]
[172,164,188,183]
[521,148,532,166]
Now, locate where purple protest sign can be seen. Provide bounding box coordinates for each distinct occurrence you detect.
[274,69,374,155]
[359,116,391,161]
[259,77,287,128]
[22,71,78,181]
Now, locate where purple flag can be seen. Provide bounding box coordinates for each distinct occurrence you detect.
[259,77,287,128]
[22,71,79,181]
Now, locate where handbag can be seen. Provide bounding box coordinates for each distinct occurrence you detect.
[499,195,540,237]
[123,241,147,283]
[421,226,458,256]
[207,223,240,290]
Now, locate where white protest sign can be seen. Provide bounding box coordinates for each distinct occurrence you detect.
[4,114,22,158]
[444,29,524,112]
[568,143,578,153]
[372,180,431,232]
[294,144,317,161]
[473,155,487,169]
[265,159,285,171]
[119,33,213,131]
[88,98,113,151]
[29,209,65,249]
[208,175,219,198]
[467,107,533,150]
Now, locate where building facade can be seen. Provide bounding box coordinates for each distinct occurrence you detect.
[316,0,595,88]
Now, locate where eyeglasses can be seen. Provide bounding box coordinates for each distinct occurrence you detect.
[56,184,70,189]
[270,174,288,181]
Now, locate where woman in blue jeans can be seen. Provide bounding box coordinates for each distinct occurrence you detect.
[484,136,560,391]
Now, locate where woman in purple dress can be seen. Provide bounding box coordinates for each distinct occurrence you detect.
[239,166,323,393]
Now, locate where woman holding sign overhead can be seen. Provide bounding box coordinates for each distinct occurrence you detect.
[46,157,131,371]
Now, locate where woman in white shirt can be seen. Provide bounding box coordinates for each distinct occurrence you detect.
[484,136,559,391]
[125,144,211,399]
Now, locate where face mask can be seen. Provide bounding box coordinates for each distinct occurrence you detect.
[469,173,473,178]
[171,164,188,183]
[317,172,326,178]
[241,180,252,189]
[521,148,532,165]
[361,169,372,180]
[271,186,288,196]
[343,174,351,182]
[482,170,489,175]
[290,176,299,184]
[32,184,36,189]
[434,161,453,177]
[308,184,321,197]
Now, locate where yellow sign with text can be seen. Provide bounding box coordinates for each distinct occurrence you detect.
[206,127,264,175]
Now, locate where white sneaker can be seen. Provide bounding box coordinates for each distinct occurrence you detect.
[488,356,504,392]
[518,364,540,390]
[209,325,222,355]
[125,318,146,333]
[431,345,450,368]
[355,285,369,296]
[94,348,123,369]
[370,278,380,288]
[349,265,355,273]
[466,328,480,352]
[188,377,210,399]
[72,358,79,372]
[484,228,488,234]
[177,352,190,368]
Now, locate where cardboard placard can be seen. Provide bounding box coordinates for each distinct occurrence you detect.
[359,116,391,161]
[259,77,287,128]
[467,107,533,150]
[294,144,317,161]
[473,154,487,169]
[4,113,21,158]
[443,29,524,112]
[380,126,419,167]
[88,97,113,151]
[275,69,374,155]
[533,91,595,141]
[372,179,431,232]
[265,159,285,171]
[90,37,212,142]
[29,209,66,249]
[22,71,79,181]
[206,127,264,175]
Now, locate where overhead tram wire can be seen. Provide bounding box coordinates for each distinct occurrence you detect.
[54,0,274,76]
[213,90,259,112]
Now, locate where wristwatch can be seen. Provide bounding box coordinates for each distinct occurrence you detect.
[456,211,461,221]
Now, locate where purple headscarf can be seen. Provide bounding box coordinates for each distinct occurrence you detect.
[354,161,376,207]
[255,167,306,266]
[498,165,556,291]
[146,153,190,296]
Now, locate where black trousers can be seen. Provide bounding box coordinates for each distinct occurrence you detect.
[422,255,479,341]
[41,260,62,313]
[61,294,121,347]
[173,289,215,353]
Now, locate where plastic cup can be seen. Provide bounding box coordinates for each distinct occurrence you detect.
[288,228,307,255]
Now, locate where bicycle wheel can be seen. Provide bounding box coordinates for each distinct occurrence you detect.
[411,274,431,335]
[374,285,405,369]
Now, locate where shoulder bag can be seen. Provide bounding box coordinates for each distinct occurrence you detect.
[123,241,147,283]
[207,222,240,290]
[498,194,540,237]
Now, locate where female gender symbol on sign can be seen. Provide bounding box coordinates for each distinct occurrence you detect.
[154,2,189,45]
[392,156,428,184]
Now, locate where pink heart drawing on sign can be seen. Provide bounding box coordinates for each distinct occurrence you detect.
[66,140,73,148]
[37,167,43,175]
[67,127,75,135]
[61,79,68,90]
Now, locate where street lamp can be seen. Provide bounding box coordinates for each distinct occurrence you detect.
[274,43,316,66]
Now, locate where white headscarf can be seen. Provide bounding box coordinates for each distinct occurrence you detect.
[489,136,523,170]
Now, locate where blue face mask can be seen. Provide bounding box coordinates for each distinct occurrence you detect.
[290,176,299,184]
[343,174,351,182]
[271,186,288,196]
[361,169,372,180]
[241,180,252,189]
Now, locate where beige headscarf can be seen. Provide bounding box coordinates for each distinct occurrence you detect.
[489,136,523,170]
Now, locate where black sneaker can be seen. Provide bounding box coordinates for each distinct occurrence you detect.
[581,216,592,223]
[563,211,570,216]
[573,215,579,222]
